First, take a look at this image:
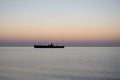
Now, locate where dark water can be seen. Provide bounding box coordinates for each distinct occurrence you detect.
[0,47,120,80]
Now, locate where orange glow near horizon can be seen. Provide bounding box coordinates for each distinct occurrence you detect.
[0,24,120,43]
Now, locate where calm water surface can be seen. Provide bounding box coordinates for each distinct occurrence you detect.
[0,47,120,80]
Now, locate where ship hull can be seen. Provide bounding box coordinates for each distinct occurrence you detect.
[34,45,64,48]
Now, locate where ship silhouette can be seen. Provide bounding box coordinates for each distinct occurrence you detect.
[34,43,64,48]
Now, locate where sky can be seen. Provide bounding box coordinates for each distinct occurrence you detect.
[0,0,120,46]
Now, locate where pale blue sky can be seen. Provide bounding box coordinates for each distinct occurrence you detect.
[0,0,120,46]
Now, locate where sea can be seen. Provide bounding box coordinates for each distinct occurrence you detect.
[0,47,120,80]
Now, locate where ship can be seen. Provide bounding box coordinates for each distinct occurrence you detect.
[34,43,64,48]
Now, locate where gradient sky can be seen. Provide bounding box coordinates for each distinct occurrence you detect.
[0,0,120,46]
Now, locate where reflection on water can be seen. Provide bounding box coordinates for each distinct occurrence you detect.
[0,47,120,80]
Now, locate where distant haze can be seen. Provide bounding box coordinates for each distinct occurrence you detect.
[0,0,120,46]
